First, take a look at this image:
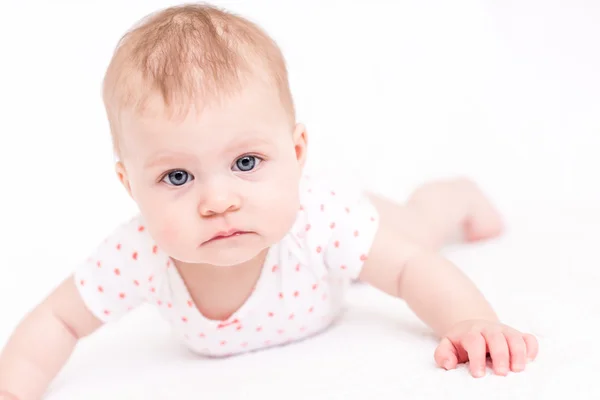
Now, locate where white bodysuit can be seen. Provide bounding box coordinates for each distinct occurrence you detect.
[74,176,380,357]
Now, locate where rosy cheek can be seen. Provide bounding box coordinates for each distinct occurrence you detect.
[139,208,181,248]
[156,222,184,247]
[265,190,299,237]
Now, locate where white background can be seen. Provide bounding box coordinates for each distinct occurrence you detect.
[0,0,599,399]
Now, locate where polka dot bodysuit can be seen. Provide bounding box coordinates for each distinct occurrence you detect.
[74,176,380,357]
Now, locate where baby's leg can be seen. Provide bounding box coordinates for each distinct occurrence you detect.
[368,178,504,251]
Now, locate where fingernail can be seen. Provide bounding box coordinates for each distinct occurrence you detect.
[497,365,508,375]
[514,363,524,371]
[443,360,452,370]
[474,368,485,377]
[527,357,534,363]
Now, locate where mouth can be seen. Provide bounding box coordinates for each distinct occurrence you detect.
[204,229,250,244]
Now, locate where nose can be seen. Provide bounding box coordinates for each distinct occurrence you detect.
[198,179,241,217]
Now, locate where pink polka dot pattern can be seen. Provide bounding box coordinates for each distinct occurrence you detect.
[73,175,379,357]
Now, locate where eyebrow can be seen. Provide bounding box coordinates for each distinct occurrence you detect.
[143,137,275,169]
[226,136,274,152]
[144,152,198,169]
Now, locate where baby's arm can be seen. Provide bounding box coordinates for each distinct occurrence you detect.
[357,208,538,376]
[360,226,498,334]
[0,275,102,400]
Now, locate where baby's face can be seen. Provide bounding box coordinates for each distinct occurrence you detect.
[116,80,306,267]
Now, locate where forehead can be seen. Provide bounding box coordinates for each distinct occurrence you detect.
[118,80,291,161]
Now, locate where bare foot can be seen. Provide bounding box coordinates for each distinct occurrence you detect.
[367,177,504,254]
[462,182,505,242]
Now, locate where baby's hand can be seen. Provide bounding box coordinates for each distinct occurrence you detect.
[433,320,538,377]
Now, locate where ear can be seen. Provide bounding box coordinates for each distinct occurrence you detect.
[115,161,134,199]
[292,123,308,168]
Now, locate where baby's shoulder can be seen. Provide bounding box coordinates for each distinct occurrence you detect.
[104,214,154,252]
[292,173,375,239]
[73,214,166,321]
[81,214,166,275]
[297,173,367,215]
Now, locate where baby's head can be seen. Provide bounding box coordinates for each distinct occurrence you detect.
[103,3,307,267]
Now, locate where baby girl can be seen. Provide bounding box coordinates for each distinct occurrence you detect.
[0,3,538,399]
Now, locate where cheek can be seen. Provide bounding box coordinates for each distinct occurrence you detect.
[250,178,300,232]
[146,211,198,261]
[134,190,196,249]
[153,219,183,244]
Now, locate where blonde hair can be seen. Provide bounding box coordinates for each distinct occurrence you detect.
[102,3,296,156]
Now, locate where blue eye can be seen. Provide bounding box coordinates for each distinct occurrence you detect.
[233,156,261,172]
[162,170,193,186]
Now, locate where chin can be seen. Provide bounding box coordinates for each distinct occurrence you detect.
[205,253,259,267]
[198,244,267,267]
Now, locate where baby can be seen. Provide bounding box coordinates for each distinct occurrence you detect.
[0,3,538,399]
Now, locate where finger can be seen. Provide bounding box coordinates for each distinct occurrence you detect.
[434,337,459,370]
[461,331,487,378]
[505,333,527,372]
[523,333,539,362]
[483,330,510,376]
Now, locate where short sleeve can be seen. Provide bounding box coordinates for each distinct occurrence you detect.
[73,216,156,323]
[299,176,380,280]
[323,186,380,279]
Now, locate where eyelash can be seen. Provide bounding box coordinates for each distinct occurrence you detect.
[158,169,193,186]
[232,154,264,171]
[158,154,266,184]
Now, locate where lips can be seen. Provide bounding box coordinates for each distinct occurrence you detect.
[204,229,248,244]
